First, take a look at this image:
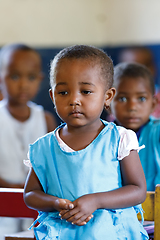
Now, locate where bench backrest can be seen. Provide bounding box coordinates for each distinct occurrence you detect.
[0,188,37,219]
[138,184,160,240]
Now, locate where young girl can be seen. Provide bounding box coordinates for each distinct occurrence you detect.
[111,62,160,192]
[0,43,57,238]
[24,45,148,240]
[0,43,57,189]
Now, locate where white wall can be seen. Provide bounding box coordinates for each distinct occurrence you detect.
[0,0,160,47]
[105,0,160,45]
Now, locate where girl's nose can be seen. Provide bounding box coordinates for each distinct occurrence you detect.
[128,99,137,111]
[19,78,28,89]
[69,93,81,106]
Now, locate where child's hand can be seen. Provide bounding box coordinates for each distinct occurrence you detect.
[60,211,93,226]
[60,194,97,226]
[55,198,74,212]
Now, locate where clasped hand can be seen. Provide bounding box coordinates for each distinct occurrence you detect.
[57,194,97,226]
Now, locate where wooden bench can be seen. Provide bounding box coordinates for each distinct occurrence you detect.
[138,184,160,240]
[0,188,37,240]
[2,186,160,239]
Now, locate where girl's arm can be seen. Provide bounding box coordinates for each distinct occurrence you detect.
[23,168,74,212]
[60,150,146,225]
[95,149,146,209]
[24,168,93,225]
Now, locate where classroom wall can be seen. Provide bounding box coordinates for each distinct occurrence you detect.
[0,0,160,47]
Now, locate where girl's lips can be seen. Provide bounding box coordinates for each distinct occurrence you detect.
[72,113,82,117]
[126,117,140,123]
[18,93,29,101]
[70,109,80,114]
[69,110,83,117]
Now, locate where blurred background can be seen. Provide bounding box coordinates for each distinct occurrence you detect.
[1,0,160,124]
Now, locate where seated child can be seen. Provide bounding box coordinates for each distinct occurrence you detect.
[111,62,160,191]
[118,46,160,118]
[0,43,57,238]
[23,45,148,240]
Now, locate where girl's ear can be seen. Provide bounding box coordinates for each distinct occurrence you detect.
[104,87,116,109]
[49,88,54,104]
[151,95,158,113]
[38,72,44,83]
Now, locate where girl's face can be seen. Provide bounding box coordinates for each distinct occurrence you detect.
[0,50,42,106]
[111,77,156,132]
[50,59,115,129]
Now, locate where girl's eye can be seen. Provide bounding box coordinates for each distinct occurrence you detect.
[28,75,36,81]
[82,90,92,95]
[10,75,19,80]
[139,96,146,102]
[118,97,127,102]
[58,91,68,95]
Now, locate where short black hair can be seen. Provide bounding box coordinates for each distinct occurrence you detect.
[50,45,114,89]
[114,62,155,95]
[0,43,40,72]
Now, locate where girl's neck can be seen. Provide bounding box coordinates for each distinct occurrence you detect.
[59,120,104,151]
[6,101,30,122]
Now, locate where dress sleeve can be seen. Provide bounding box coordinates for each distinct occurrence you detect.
[117,126,145,160]
[23,159,32,167]
[23,152,32,167]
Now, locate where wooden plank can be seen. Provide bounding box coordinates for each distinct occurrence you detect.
[138,191,154,221]
[154,184,160,240]
[5,230,34,240]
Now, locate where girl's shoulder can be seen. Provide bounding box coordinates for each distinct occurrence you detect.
[142,117,160,139]
[115,126,144,160]
[101,119,136,137]
[117,125,137,137]
[149,116,160,127]
[148,117,160,142]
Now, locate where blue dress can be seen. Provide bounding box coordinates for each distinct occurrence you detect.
[29,121,148,240]
[138,117,160,191]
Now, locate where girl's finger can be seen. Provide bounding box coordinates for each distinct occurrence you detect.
[60,208,79,220]
[72,214,90,225]
[85,214,94,223]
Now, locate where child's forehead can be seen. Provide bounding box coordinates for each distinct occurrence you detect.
[116,76,152,92]
[10,49,40,61]
[56,58,102,77]
[57,57,100,68]
[3,50,41,68]
[51,57,111,89]
[54,58,107,87]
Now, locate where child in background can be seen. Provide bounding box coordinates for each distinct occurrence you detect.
[118,46,160,118]
[0,43,57,238]
[24,45,148,240]
[111,62,160,191]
